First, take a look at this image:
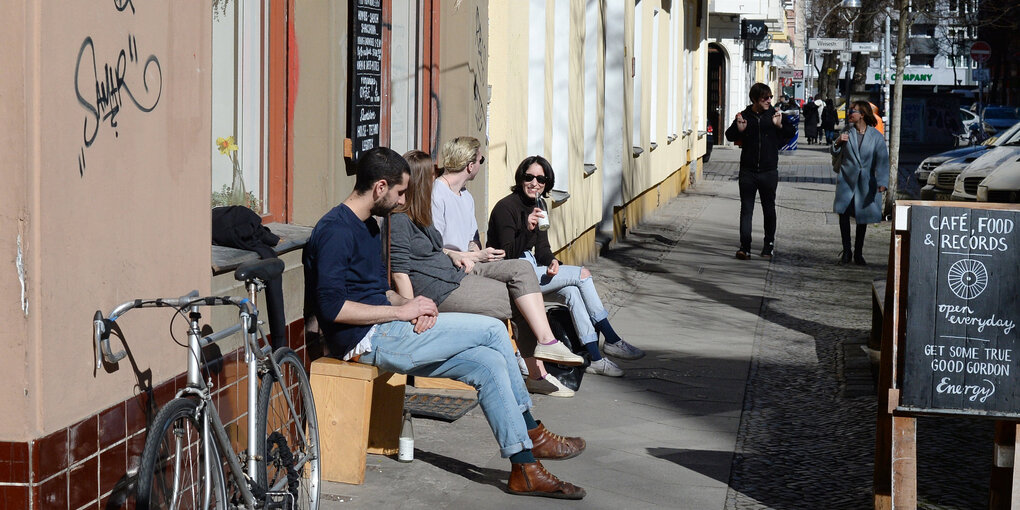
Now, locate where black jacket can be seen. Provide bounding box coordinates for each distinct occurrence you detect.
[724,105,795,172]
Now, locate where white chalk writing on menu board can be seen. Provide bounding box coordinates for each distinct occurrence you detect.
[350,0,382,160]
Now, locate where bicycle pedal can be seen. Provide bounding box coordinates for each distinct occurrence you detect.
[262,491,295,510]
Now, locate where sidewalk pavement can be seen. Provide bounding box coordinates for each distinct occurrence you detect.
[315,145,985,509]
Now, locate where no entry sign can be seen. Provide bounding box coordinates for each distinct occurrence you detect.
[971,41,991,63]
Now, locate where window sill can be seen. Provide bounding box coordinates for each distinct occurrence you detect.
[549,190,570,205]
[212,222,313,275]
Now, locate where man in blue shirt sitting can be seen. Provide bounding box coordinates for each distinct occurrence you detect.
[303,147,586,499]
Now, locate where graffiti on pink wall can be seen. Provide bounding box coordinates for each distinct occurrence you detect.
[74,2,162,176]
[471,6,487,133]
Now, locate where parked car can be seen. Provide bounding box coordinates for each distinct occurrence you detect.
[981,106,1020,133]
[915,121,1020,186]
[951,131,1020,200]
[921,156,977,200]
[976,157,1020,203]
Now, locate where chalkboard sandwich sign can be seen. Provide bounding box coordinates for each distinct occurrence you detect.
[901,205,1020,417]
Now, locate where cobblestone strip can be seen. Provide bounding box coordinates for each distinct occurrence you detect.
[719,176,995,509]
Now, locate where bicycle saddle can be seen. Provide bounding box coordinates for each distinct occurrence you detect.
[234,258,285,282]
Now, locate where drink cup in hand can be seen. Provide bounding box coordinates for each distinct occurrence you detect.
[537,211,550,231]
[536,198,550,231]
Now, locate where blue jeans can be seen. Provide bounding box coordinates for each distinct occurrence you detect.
[522,251,608,345]
[359,313,534,457]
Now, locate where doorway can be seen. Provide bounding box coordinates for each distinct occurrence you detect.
[708,43,727,145]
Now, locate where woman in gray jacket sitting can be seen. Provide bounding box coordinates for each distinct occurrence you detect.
[831,100,889,265]
[386,150,583,397]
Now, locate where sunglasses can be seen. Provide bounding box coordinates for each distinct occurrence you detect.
[522,174,548,184]
[849,109,860,114]
[474,155,486,165]
[760,95,773,100]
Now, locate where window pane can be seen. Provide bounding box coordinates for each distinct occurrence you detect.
[211,1,266,213]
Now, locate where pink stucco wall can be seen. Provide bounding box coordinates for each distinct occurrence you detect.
[0,1,211,440]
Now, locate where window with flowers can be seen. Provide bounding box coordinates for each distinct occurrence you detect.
[211,0,291,222]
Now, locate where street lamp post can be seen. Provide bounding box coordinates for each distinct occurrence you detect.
[809,0,862,98]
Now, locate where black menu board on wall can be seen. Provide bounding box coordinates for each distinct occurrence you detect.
[901,206,1020,417]
[349,0,382,162]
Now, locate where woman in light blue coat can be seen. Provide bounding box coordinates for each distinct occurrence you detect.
[831,100,888,265]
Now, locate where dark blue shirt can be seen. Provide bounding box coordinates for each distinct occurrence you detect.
[303,204,390,357]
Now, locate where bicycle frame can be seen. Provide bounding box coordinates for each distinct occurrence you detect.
[95,277,313,508]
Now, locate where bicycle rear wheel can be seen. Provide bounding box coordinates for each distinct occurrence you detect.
[136,396,227,510]
[257,348,320,510]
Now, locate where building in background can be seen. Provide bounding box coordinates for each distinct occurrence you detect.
[707,0,792,146]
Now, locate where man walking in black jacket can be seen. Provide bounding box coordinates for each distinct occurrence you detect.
[724,82,795,260]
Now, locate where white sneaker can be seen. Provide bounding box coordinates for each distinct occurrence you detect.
[525,375,575,397]
[602,339,645,360]
[533,340,584,366]
[585,358,624,377]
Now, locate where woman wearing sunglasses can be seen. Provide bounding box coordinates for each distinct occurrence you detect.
[831,100,889,265]
[487,156,646,379]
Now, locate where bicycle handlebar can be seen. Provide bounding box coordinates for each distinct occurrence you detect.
[93,290,258,368]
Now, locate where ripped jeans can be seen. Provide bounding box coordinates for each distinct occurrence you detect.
[521,251,609,345]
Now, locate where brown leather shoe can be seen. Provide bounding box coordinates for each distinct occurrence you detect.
[507,461,586,499]
[529,421,585,460]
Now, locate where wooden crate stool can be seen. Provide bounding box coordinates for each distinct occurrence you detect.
[309,357,406,484]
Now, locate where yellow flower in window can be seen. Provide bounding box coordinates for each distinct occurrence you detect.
[216,136,238,155]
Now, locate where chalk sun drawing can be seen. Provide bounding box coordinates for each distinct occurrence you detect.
[947,258,988,300]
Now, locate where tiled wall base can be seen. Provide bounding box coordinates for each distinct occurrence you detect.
[0,318,316,509]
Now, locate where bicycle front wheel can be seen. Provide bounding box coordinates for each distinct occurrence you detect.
[257,348,320,510]
[136,396,227,510]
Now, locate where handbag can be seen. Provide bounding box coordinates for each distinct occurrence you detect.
[831,147,843,174]
[542,305,591,392]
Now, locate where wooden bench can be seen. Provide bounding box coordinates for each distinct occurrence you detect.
[309,357,407,484]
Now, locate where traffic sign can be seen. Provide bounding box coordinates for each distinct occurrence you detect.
[970,41,991,63]
[778,69,804,79]
[839,51,852,62]
[972,68,990,82]
[808,38,848,51]
[851,42,880,53]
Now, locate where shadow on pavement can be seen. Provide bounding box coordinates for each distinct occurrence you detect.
[415,449,509,492]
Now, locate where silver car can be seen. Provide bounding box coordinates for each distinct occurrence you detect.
[952,130,1020,200]
[977,158,1020,203]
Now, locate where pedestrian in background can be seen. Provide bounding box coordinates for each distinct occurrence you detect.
[821,98,838,144]
[724,82,796,261]
[831,101,888,265]
[802,96,820,144]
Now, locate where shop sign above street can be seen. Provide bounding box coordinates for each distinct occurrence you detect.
[851,42,880,53]
[873,72,934,82]
[742,20,768,40]
[778,69,804,79]
[808,38,848,51]
[750,49,773,62]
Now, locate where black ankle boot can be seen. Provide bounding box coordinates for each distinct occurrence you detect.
[854,252,867,265]
[839,250,852,265]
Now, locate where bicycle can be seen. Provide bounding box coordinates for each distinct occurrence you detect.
[93,258,320,509]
